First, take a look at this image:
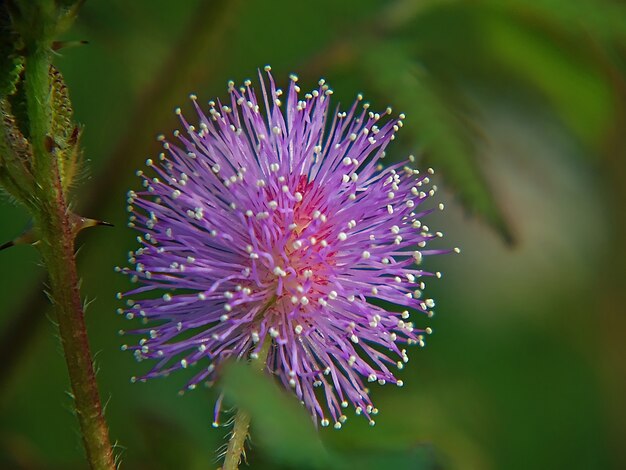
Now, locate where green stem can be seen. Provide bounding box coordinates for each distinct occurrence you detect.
[24,41,115,470]
[222,341,272,470]
[223,408,252,470]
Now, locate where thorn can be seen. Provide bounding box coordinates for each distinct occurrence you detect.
[1,214,112,254]
[0,241,15,252]
[71,214,114,234]
[52,40,89,51]
[68,125,81,145]
[0,227,36,252]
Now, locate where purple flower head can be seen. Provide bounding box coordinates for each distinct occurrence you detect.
[120,66,453,429]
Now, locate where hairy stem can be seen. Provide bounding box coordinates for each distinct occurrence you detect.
[222,409,252,470]
[33,178,116,470]
[24,38,115,470]
[0,0,243,396]
[222,341,272,470]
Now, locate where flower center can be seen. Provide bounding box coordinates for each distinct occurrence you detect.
[258,177,335,313]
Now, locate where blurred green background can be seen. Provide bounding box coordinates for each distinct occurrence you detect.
[1,0,625,468]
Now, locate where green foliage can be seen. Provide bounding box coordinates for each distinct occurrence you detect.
[0,2,31,203]
[0,0,82,205]
[494,0,626,42]
[221,361,330,469]
[337,446,439,470]
[346,0,620,241]
[0,99,35,205]
[221,361,439,468]
[135,413,210,470]
[361,41,514,242]
[7,0,84,47]
[480,12,613,149]
[0,6,24,99]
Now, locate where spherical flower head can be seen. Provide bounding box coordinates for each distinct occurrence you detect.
[120,67,452,428]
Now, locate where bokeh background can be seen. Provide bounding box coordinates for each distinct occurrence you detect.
[1,0,625,468]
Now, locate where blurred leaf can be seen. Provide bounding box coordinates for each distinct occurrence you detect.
[378,0,449,32]
[380,2,614,147]
[481,13,613,149]
[136,412,208,470]
[336,444,441,470]
[221,361,330,469]
[388,0,626,43]
[494,0,626,42]
[361,41,514,243]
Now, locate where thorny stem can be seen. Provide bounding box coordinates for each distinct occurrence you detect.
[222,339,272,470]
[0,0,242,395]
[23,31,115,470]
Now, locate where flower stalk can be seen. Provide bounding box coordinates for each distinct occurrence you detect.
[223,409,252,470]
[223,340,272,470]
[221,298,277,469]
